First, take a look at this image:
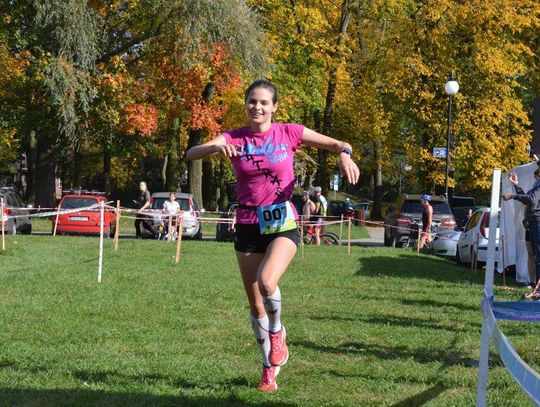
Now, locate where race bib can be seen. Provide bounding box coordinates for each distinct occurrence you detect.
[257,201,297,235]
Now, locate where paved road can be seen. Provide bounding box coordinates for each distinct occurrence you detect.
[350,226,384,247]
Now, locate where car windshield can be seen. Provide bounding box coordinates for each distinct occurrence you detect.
[61,197,99,209]
[402,200,452,215]
[152,198,191,211]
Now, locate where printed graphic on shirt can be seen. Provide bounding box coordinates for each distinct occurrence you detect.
[244,137,289,164]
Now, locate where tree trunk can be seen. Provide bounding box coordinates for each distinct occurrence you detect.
[103,133,112,193]
[73,142,82,189]
[35,138,57,208]
[187,82,215,207]
[319,0,351,194]
[165,116,179,191]
[202,160,215,210]
[372,140,383,220]
[26,129,37,204]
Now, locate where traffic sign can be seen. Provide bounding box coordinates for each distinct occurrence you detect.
[433,147,447,158]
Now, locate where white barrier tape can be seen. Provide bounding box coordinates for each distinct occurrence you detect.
[483,296,540,405]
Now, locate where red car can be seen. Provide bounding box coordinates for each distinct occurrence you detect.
[53,194,116,237]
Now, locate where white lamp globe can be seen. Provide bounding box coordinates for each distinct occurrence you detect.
[445,80,459,95]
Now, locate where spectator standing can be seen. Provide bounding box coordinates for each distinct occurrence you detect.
[135,181,151,238]
[418,194,433,250]
[503,170,540,293]
[161,192,181,240]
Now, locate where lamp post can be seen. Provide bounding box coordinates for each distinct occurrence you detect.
[444,73,459,199]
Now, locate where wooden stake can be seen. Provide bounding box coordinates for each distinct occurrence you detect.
[175,216,184,264]
[339,214,343,246]
[416,227,421,255]
[1,197,5,251]
[168,215,173,242]
[114,200,120,251]
[300,219,304,259]
[53,204,60,237]
[347,217,351,256]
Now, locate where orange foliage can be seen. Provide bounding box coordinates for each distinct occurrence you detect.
[121,104,158,136]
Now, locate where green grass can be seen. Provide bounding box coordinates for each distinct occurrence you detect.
[0,236,538,406]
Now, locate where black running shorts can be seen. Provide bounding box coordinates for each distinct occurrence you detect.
[234,223,300,253]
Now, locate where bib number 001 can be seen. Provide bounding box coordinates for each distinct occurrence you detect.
[257,201,297,235]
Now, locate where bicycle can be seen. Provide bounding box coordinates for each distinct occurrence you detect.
[301,224,340,245]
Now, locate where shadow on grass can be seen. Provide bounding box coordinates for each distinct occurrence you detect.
[292,339,502,369]
[0,387,294,406]
[356,254,485,284]
[400,298,479,312]
[390,383,447,407]
[72,369,250,391]
[307,313,481,333]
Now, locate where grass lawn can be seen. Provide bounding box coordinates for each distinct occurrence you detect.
[0,235,538,406]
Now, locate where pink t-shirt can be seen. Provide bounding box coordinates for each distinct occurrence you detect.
[223,122,304,224]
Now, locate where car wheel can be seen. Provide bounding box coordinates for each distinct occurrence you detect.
[25,223,32,235]
[383,231,390,246]
[195,225,203,240]
[390,235,397,248]
[455,247,463,265]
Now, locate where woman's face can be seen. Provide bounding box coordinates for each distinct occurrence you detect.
[245,87,277,126]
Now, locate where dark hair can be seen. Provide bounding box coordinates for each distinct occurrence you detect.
[244,79,278,104]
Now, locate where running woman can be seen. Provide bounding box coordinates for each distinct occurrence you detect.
[186,80,359,392]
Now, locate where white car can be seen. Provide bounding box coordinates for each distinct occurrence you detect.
[456,207,499,265]
[431,228,461,259]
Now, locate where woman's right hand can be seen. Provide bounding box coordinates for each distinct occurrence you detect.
[214,144,242,158]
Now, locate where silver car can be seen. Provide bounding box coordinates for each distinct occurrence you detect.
[431,228,461,259]
[0,187,32,235]
[148,192,203,240]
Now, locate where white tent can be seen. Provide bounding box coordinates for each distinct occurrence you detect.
[500,160,537,283]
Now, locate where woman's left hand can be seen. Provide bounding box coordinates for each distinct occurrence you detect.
[339,154,360,184]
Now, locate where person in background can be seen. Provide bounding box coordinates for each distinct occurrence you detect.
[301,191,316,222]
[503,169,540,298]
[185,79,359,392]
[161,192,182,240]
[135,181,151,238]
[418,194,433,250]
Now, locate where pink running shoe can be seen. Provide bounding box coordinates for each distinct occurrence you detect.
[258,365,280,392]
[269,326,289,366]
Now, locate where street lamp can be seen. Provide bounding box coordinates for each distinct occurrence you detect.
[444,73,459,199]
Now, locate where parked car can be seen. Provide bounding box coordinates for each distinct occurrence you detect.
[216,203,238,242]
[148,192,203,240]
[353,202,371,220]
[384,194,456,247]
[328,199,356,218]
[431,228,461,259]
[456,207,499,265]
[53,193,116,237]
[0,187,32,235]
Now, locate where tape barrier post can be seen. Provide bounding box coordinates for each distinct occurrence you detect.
[53,204,60,237]
[114,200,120,252]
[168,215,173,242]
[1,197,5,251]
[501,235,507,286]
[300,219,304,259]
[175,215,183,264]
[476,168,501,406]
[416,227,421,255]
[98,200,105,283]
[347,217,351,256]
[339,214,344,246]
